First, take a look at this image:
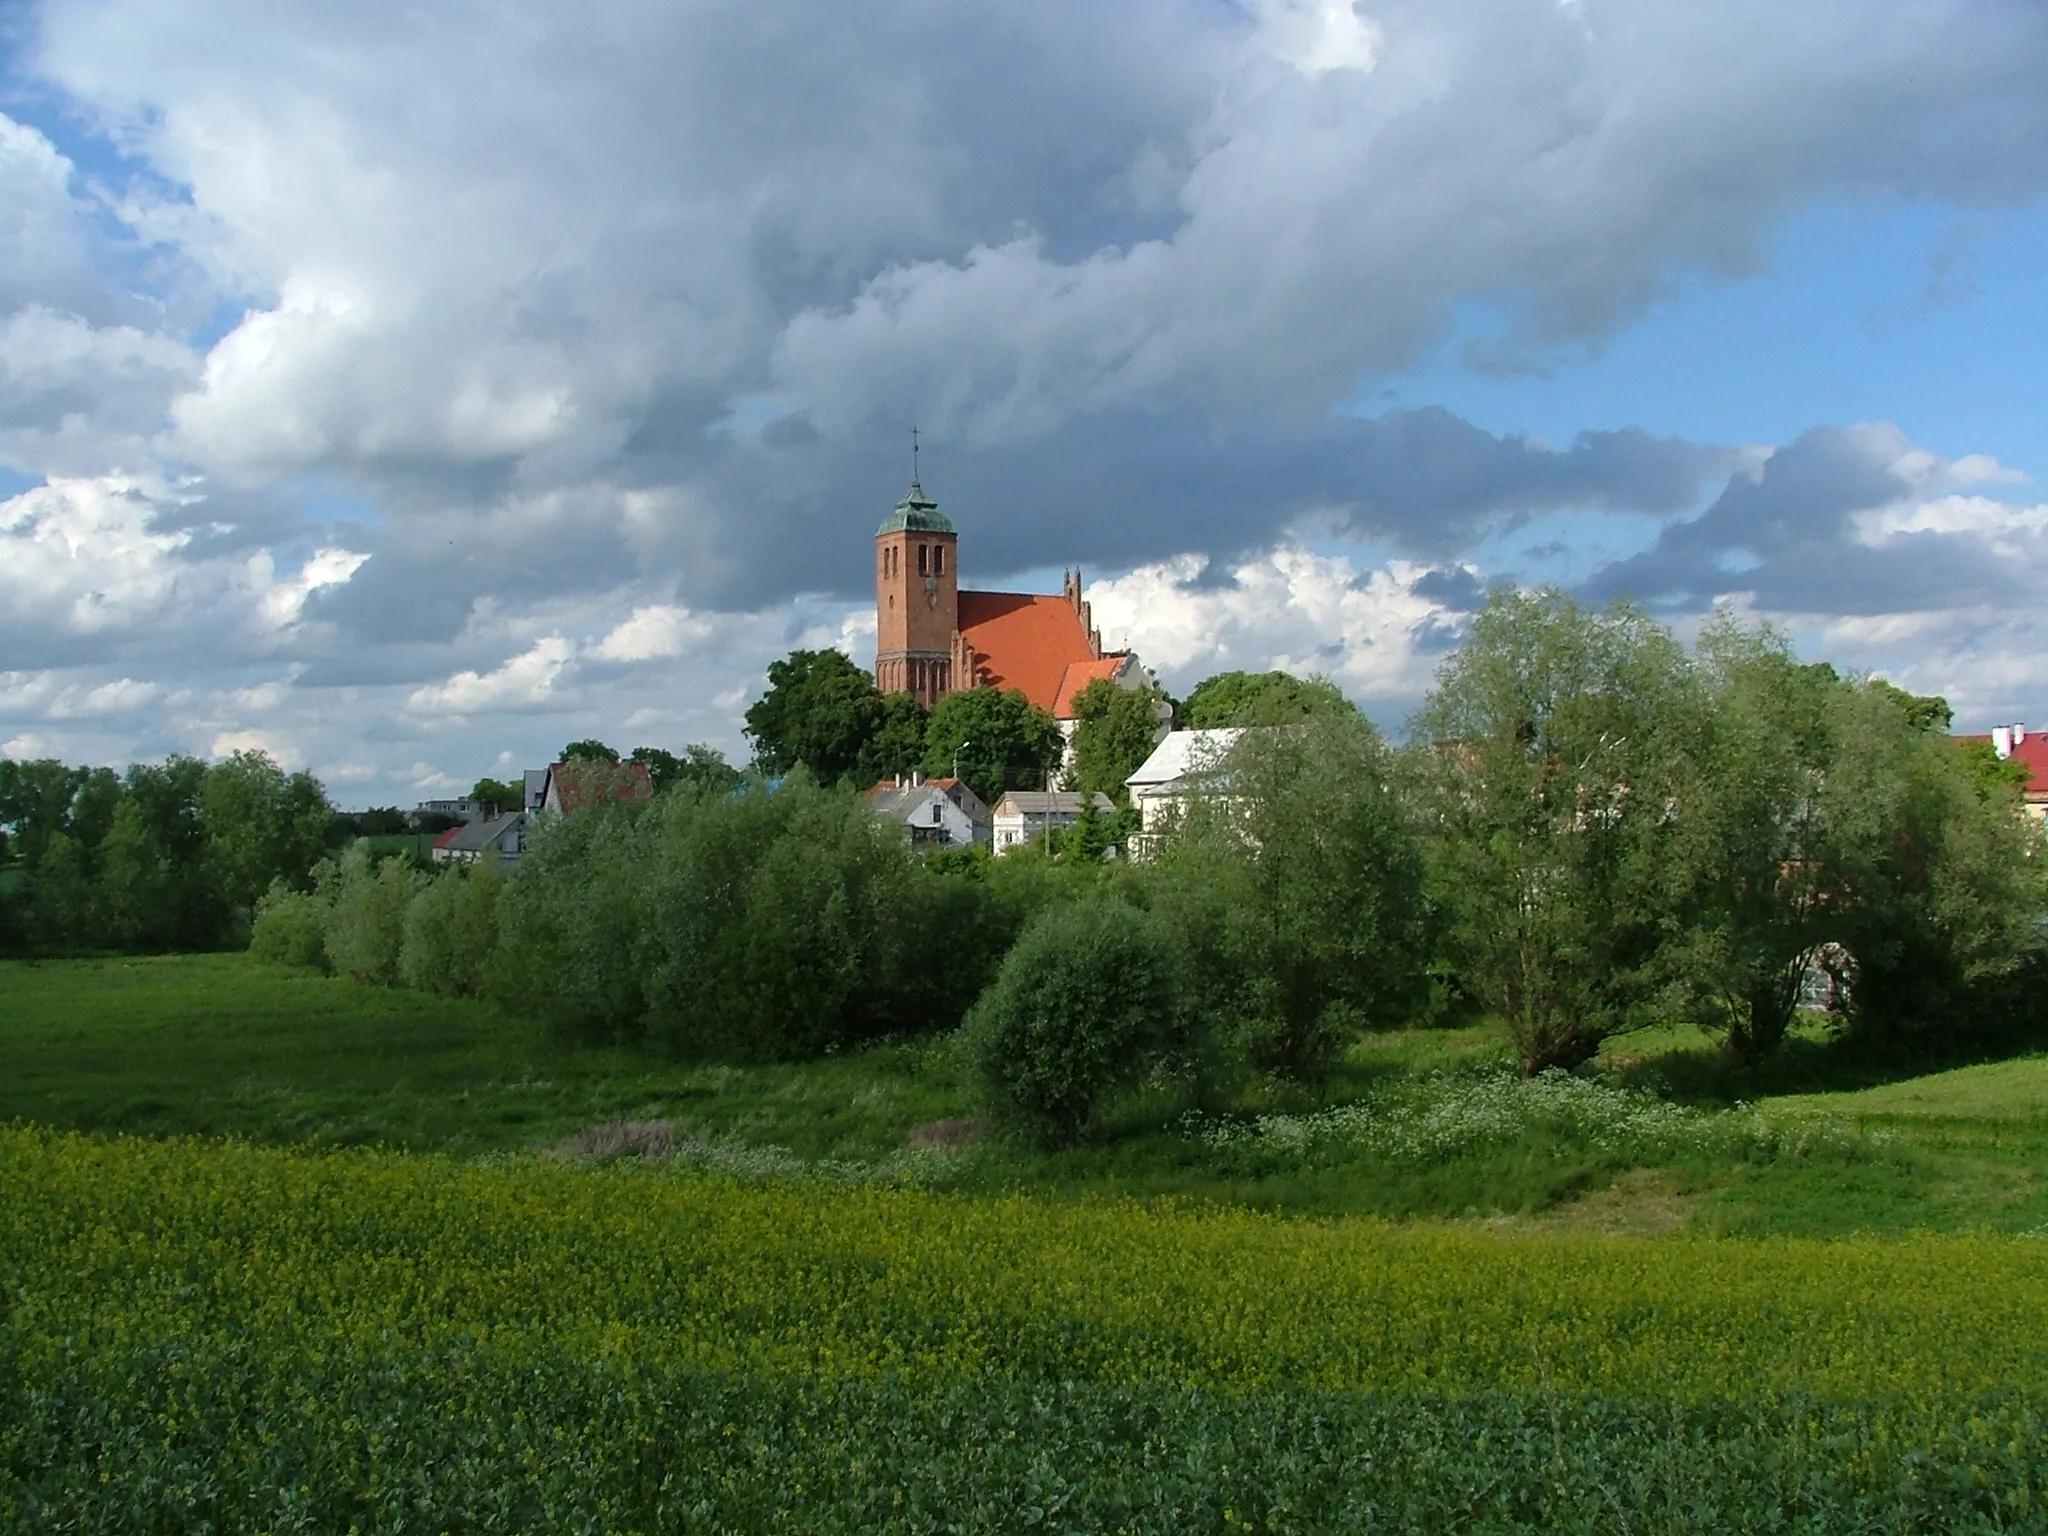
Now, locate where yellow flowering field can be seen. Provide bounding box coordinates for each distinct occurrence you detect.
[4,1123,2044,1403]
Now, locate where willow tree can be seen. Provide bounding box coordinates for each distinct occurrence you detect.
[1662,618,1843,1065]
[1409,589,1696,1075]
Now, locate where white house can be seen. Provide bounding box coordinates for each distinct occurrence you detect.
[991,790,1117,853]
[863,777,985,849]
[1124,728,1245,850]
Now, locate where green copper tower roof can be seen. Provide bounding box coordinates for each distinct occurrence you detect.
[875,479,956,537]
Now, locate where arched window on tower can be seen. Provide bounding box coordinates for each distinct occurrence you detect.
[933,544,945,577]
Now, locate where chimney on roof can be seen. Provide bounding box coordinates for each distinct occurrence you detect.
[1994,726,2014,759]
[2016,722,2027,745]
[913,770,924,787]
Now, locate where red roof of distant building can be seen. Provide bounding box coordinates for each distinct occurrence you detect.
[432,824,463,850]
[1958,732,2048,798]
[1052,657,1130,718]
[545,759,654,812]
[956,590,1115,715]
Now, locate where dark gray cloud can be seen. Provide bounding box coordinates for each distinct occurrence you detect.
[1586,425,2029,615]
[1411,564,1486,610]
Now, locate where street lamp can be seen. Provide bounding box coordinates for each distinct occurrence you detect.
[953,739,971,784]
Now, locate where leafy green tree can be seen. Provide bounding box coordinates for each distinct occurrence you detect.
[921,687,1063,806]
[1057,793,1115,862]
[323,843,424,986]
[492,799,653,1043]
[29,831,94,947]
[0,759,92,871]
[471,777,522,811]
[249,876,332,969]
[1155,710,1429,1082]
[1664,619,1845,1065]
[856,693,930,785]
[962,895,1179,1147]
[629,742,746,797]
[66,767,124,853]
[1955,738,2033,799]
[401,866,505,997]
[1865,679,1953,735]
[198,752,333,914]
[93,798,178,951]
[1825,679,2048,1048]
[560,739,620,764]
[1409,589,1696,1075]
[1067,678,1167,802]
[1180,670,1357,728]
[626,747,684,793]
[743,649,886,781]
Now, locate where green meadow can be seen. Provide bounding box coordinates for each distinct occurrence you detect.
[5,952,2045,1235]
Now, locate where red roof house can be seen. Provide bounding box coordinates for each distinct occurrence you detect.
[1957,724,2048,818]
[539,760,655,814]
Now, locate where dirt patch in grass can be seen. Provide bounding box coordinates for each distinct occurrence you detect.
[557,1119,672,1160]
[1467,1168,1706,1237]
[907,1118,982,1150]
[1544,1168,1704,1234]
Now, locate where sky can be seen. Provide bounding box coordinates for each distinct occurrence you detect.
[3,0,2047,803]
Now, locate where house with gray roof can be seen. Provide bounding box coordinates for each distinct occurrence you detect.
[431,811,528,867]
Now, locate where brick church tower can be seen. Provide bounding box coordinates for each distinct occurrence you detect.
[874,476,959,706]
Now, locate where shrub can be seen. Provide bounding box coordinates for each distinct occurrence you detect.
[1152,712,1428,1084]
[492,800,653,1042]
[639,779,926,1058]
[496,777,982,1057]
[401,865,504,997]
[247,876,331,970]
[323,844,424,986]
[963,895,1179,1147]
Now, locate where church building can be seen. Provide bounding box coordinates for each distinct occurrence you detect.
[874,474,1146,720]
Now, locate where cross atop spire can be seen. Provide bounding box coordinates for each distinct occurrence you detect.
[911,424,921,490]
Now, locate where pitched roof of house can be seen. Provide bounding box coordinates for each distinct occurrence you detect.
[863,783,952,819]
[992,790,1117,817]
[1051,656,1132,718]
[957,590,1116,715]
[1126,728,1245,791]
[544,760,654,812]
[444,812,526,853]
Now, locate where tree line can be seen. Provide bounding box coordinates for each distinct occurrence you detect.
[0,752,334,953]
[234,589,2048,1148]
[0,737,754,954]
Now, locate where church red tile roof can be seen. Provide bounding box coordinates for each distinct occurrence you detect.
[1052,657,1130,717]
[957,591,1120,716]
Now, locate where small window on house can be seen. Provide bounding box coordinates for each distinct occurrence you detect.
[931,801,943,824]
